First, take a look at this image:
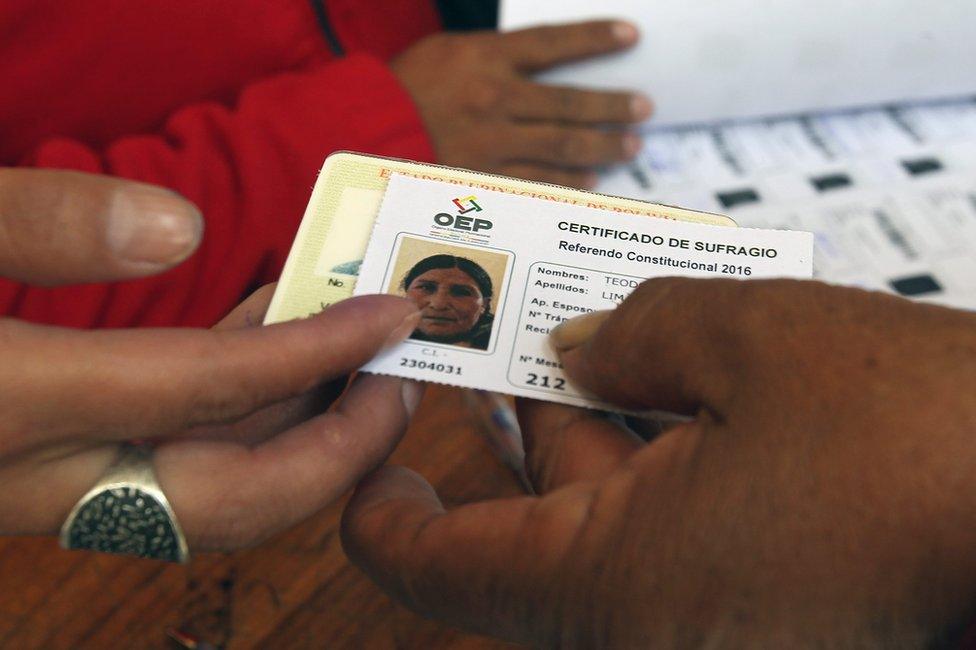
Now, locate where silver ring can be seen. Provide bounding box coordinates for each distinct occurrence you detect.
[59,444,189,563]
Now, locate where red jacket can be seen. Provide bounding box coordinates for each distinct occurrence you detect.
[0,0,440,327]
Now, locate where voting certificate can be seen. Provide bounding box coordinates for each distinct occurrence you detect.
[264,152,733,326]
[355,174,814,411]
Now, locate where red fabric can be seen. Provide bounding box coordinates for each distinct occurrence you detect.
[0,0,440,328]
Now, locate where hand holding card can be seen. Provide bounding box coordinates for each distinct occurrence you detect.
[353,174,813,412]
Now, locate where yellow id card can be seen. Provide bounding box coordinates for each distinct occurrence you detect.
[264,152,735,324]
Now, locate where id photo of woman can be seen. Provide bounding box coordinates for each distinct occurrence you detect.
[387,238,511,351]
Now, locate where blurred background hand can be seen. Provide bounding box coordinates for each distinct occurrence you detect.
[392,20,652,188]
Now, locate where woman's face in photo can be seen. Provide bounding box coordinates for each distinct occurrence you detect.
[406,267,486,340]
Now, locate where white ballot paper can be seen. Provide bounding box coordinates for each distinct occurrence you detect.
[501,0,976,127]
[502,0,976,311]
[354,174,813,412]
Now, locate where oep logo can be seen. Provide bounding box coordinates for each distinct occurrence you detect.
[434,195,493,233]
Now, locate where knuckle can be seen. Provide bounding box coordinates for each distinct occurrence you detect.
[738,280,820,338]
[465,128,507,167]
[187,456,318,553]
[690,280,783,364]
[553,131,585,161]
[615,277,693,339]
[532,26,563,50]
[555,88,583,116]
[529,489,591,541]
[606,93,631,120]
[411,33,470,70]
[466,78,507,114]
[600,134,625,160]
[187,489,268,551]
[179,340,263,426]
[449,33,488,63]
[185,386,248,425]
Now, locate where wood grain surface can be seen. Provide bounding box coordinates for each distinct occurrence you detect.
[0,387,525,649]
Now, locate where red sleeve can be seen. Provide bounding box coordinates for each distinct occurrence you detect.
[1,54,435,329]
[326,0,443,59]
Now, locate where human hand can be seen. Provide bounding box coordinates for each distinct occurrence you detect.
[391,20,650,189]
[0,169,422,552]
[343,278,976,647]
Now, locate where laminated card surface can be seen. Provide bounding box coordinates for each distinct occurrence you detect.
[353,174,813,412]
[265,152,732,325]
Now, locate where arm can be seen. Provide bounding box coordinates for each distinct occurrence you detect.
[3,55,434,328]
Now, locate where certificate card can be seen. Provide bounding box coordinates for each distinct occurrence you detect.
[354,174,814,411]
[264,152,732,325]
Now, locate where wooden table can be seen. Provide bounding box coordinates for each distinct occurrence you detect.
[0,387,524,649]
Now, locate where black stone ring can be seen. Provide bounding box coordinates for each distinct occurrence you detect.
[59,444,189,563]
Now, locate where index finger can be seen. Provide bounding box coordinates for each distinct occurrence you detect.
[502,20,639,72]
[2,295,419,449]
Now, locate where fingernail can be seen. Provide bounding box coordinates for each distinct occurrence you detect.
[630,94,654,121]
[107,185,203,268]
[612,22,639,44]
[401,379,424,417]
[550,310,611,352]
[623,133,643,159]
[383,310,421,350]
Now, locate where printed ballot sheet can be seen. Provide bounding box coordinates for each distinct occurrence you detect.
[502,1,976,311]
[354,174,812,412]
[600,101,976,310]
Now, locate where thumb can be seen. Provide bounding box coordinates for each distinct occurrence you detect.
[549,277,752,414]
[0,168,202,285]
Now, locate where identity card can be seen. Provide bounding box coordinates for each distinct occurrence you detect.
[264,152,733,325]
[353,174,814,411]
